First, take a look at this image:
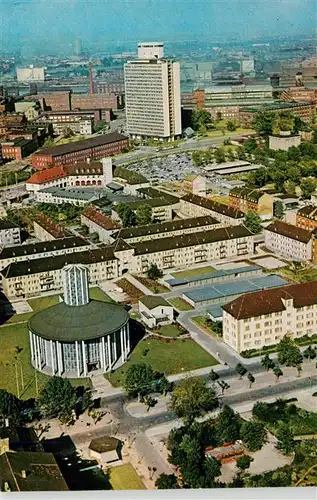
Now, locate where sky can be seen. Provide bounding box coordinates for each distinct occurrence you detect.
[1,0,316,52]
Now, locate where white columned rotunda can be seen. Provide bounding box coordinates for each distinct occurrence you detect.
[28,264,130,377]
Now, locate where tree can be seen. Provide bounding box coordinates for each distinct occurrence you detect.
[274,200,284,219]
[170,377,218,425]
[227,121,237,132]
[136,204,152,225]
[144,395,157,412]
[214,148,226,163]
[0,389,23,426]
[296,363,302,377]
[253,111,275,136]
[303,345,316,361]
[191,110,212,131]
[211,321,223,337]
[273,366,283,382]
[252,402,272,422]
[39,377,77,424]
[147,263,163,280]
[116,203,136,227]
[300,178,317,199]
[94,119,108,132]
[277,338,303,368]
[216,111,222,121]
[216,405,240,444]
[244,137,258,153]
[236,454,253,471]
[198,124,207,136]
[123,363,157,400]
[248,167,267,188]
[235,363,247,379]
[203,456,221,483]
[155,474,179,489]
[243,211,262,234]
[209,369,219,384]
[240,420,266,452]
[261,353,275,372]
[247,373,255,388]
[276,422,295,455]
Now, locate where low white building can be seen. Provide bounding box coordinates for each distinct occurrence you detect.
[264,220,313,261]
[35,187,101,206]
[269,132,301,151]
[88,436,121,464]
[139,295,174,328]
[0,219,21,246]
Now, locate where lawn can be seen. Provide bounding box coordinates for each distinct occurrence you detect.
[154,324,184,338]
[132,275,169,294]
[106,337,218,387]
[210,195,230,206]
[172,265,215,279]
[117,278,144,302]
[89,287,113,303]
[108,464,145,490]
[167,297,193,311]
[0,322,90,399]
[192,316,213,335]
[28,294,60,311]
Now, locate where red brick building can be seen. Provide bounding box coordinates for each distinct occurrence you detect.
[239,101,314,128]
[71,93,122,111]
[280,86,317,104]
[32,131,129,170]
[28,92,72,112]
[296,205,317,231]
[1,138,38,160]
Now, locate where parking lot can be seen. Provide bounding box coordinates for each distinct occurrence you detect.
[124,153,200,183]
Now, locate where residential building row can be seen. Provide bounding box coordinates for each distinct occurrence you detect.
[264,220,314,262]
[81,206,120,243]
[1,225,254,299]
[33,213,71,241]
[31,132,128,170]
[112,197,177,223]
[223,280,317,353]
[0,219,21,246]
[180,193,245,225]
[229,187,273,218]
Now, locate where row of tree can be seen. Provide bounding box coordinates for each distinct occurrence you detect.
[116,202,152,227]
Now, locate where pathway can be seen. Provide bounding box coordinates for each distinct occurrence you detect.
[124,273,153,295]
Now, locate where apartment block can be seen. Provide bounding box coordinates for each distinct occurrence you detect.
[180,193,244,225]
[0,236,89,270]
[296,205,317,231]
[0,219,21,246]
[81,206,119,243]
[229,187,274,217]
[222,281,317,353]
[112,215,219,244]
[33,213,71,241]
[112,198,175,223]
[124,43,181,140]
[264,220,313,261]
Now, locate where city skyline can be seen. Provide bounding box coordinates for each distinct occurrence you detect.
[2,0,316,53]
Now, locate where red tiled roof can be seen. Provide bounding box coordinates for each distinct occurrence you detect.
[223,280,317,320]
[82,206,119,230]
[27,166,67,185]
[265,220,313,244]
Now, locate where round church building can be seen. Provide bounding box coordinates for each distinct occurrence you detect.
[28,264,130,377]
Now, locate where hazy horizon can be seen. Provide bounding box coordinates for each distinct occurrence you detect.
[1,0,316,54]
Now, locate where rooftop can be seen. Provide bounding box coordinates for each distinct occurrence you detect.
[27,166,68,185]
[33,213,71,239]
[265,220,312,244]
[1,247,116,278]
[28,300,129,341]
[38,187,100,201]
[113,215,218,240]
[89,436,119,454]
[0,236,87,260]
[297,205,317,220]
[166,264,261,287]
[0,219,19,230]
[133,225,253,256]
[223,280,317,319]
[136,187,179,204]
[181,193,244,219]
[240,101,313,113]
[82,206,120,230]
[119,197,173,210]
[0,451,68,492]
[139,295,171,310]
[33,131,128,157]
[230,187,263,203]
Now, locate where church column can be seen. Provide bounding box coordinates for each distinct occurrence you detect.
[82,341,87,376]
[101,337,106,371]
[56,342,62,376]
[35,336,41,369]
[99,339,104,371]
[50,340,55,375]
[75,341,80,377]
[126,323,130,353]
[107,335,112,369]
[29,332,34,362]
[120,327,125,362]
[113,332,117,362]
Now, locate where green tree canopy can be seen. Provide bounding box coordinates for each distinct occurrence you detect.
[243,211,262,234]
[300,178,317,199]
[227,121,237,132]
[123,363,157,399]
[116,203,136,227]
[236,454,253,470]
[155,474,179,489]
[261,353,275,372]
[147,263,163,280]
[0,389,23,427]
[277,338,303,367]
[273,200,284,219]
[39,377,77,424]
[276,422,295,455]
[235,363,247,379]
[191,110,213,131]
[170,377,218,425]
[240,420,266,452]
[136,204,152,225]
[216,405,241,444]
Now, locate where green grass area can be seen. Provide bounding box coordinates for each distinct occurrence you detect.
[89,287,113,303]
[4,312,34,325]
[132,275,169,294]
[108,464,145,490]
[192,316,213,335]
[0,322,90,399]
[154,324,184,338]
[279,265,317,284]
[172,265,215,279]
[167,297,194,311]
[28,294,60,311]
[106,337,218,387]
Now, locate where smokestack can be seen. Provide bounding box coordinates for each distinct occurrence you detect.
[89,63,94,94]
